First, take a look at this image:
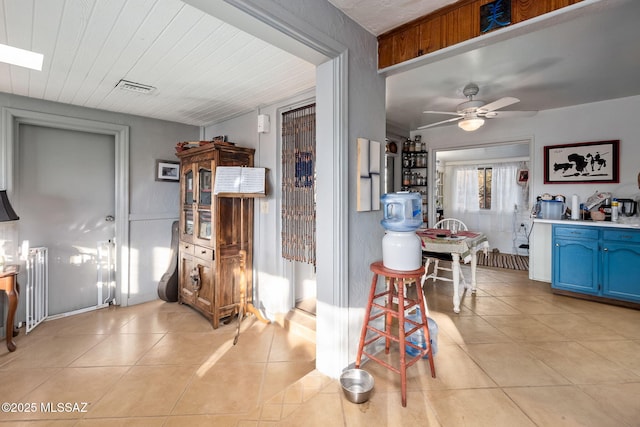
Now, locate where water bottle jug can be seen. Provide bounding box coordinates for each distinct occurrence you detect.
[404,308,438,359]
[380,192,423,232]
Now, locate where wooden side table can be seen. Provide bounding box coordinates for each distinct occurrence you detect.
[0,266,20,352]
[355,261,436,407]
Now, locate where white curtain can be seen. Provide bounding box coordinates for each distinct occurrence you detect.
[490,162,520,232]
[448,165,480,230]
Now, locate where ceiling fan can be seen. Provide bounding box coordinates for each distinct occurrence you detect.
[418,83,536,131]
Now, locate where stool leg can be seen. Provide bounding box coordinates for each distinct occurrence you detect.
[397,278,408,407]
[356,272,379,368]
[418,288,436,378]
[385,277,395,354]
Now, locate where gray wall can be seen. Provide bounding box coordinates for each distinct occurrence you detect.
[268,0,387,372]
[0,92,199,324]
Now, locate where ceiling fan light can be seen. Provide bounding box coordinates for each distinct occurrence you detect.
[458,117,485,131]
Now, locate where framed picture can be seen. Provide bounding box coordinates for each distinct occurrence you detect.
[156,160,180,182]
[543,140,619,184]
[517,168,529,184]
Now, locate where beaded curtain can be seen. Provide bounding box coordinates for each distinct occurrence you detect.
[281,104,316,266]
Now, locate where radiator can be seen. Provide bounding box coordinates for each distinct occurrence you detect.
[97,240,116,305]
[26,247,48,334]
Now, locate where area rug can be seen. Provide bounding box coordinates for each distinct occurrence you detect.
[476,252,529,271]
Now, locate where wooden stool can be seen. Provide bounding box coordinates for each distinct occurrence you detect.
[355,260,436,407]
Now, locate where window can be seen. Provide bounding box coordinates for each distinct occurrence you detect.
[478,167,492,209]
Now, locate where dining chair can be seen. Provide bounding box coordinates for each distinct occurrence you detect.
[421,218,468,286]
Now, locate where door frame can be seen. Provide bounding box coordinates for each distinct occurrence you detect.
[1,107,130,307]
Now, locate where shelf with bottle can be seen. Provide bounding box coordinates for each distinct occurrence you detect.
[401,152,428,168]
[402,170,427,187]
[401,135,425,153]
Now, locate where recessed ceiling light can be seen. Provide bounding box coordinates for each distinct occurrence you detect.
[0,43,43,71]
[115,79,156,94]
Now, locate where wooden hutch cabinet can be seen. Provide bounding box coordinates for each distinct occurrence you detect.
[176,143,255,328]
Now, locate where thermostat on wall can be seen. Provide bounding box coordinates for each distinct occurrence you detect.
[258,114,270,133]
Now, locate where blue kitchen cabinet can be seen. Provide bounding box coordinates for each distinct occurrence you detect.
[553,226,599,295]
[601,230,640,303]
[552,224,640,305]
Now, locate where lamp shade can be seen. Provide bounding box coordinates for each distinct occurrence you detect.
[0,190,19,221]
[458,117,485,132]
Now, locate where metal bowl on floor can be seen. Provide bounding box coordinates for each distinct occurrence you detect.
[340,368,374,403]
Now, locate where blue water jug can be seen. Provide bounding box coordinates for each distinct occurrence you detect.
[404,308,438,359]
[380,192,423,232]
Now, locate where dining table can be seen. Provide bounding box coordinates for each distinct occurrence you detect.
[416,228,490,313]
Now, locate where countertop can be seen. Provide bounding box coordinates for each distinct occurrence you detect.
[533,218,640,229]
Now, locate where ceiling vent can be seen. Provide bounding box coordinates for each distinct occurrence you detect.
[115,79,156,94]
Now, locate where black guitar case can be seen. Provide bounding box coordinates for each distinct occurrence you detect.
[157,220,179,302]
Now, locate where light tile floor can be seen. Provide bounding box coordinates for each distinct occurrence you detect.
[1,265,639,426]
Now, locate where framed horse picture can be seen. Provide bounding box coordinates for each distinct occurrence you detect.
[544,140,619,184]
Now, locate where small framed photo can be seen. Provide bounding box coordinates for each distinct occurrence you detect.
[517,168,529,184]
[543,140,619,184]
[156,160,180,182]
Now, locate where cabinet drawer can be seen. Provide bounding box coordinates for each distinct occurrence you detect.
[553,226,598,240]
[194,245,214,261]
[180,241,194,254]
[603,229,640,243]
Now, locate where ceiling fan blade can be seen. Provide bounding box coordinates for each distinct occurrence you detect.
[417,116,463,129]
[478,96,520,113]
[423,110,462,116]
[484,110,537,119]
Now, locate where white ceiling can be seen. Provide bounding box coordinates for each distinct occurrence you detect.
[0,0,316,126]
[1,0,639,132]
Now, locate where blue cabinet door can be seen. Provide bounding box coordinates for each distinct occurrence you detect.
[553,237,599,294]
[602,242,640,302]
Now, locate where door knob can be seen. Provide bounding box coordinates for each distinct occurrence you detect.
[105,215,115,222]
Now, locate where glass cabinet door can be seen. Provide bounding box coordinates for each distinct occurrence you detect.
[198,210,212,240]
[184,210,194,236]
[199,167,212,206]
[195,164,213,244]
[183,169,194,238]
[185,169,194,205]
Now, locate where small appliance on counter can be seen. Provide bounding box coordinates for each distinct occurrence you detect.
[539,199,565,219]
[380,192,423,270]
[617,198,638,217]
[532,193,566,219]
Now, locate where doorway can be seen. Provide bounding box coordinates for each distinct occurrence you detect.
[281,103,317,316]
[433,140,531,254]
[18,125,116,316]
[2,107,130,318]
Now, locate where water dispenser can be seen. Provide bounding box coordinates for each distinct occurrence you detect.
[380,192,423,270]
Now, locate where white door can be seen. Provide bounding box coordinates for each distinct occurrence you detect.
[18,125,115,316]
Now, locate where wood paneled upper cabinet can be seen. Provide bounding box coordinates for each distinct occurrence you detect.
[512,0,579,24]
[378,17,442,68]
[378,0,582,69]
[441,2,476,48]
[393,25,420,64]
[418,17,442,56]
[378,35,394,69]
